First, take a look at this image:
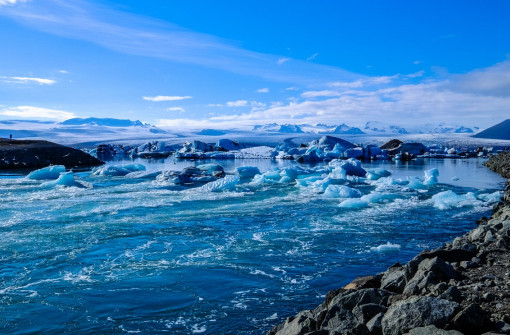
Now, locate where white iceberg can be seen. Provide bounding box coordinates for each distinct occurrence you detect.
[27,165,66,180]
[339,198,369,209]
[197,175,240,192]
[370,242,401,252]
[324,185,363,198]
[432,190,481,210]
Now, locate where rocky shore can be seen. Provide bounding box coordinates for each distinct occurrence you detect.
[0,138,104,170]
[266,152,510,335]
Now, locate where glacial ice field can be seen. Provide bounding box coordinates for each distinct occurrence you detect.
[0,157,505,334]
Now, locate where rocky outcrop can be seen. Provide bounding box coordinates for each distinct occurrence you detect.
[0,138,103,170]
[266,153,510,335]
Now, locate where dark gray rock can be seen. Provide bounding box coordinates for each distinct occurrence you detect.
[451,303,493,335]
[438,286,463,303]
[380,267,407,293]
[381,296,459,335]
[403,325,463,335]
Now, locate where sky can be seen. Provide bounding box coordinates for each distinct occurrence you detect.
[0,0,509,130]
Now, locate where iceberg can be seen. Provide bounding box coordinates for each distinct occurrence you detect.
[365,168,392,180]
[92,164,145,177]
[41,172,81,188]
[27,165,66,180]
[477,191,502,204]
[236,166,261,179]
[339,198,369,209]
[197,175,240,192]
[423,168,439,185]
[370,242,401,252]
[432,190,481,210]
[361,192,398,204]
[336,159,366,177]
[324,185,363,198]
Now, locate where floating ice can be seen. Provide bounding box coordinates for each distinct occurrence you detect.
[41,172,81,188]
[236,166,260,179]
[477,191,502,204]
[197,175,240,192]
[334,158,366,177]
[26,165,66,180]
[343,147,363,159]
[365,168,392,180]
[339,198,369,209]
[196,163,224,176]
[361,192,398,204]
[424,168,439,185]
[432,190,481,210]
[324,185,363,198]
[407,177,427,190]
[92,164,145,177]
[370,242,401,252]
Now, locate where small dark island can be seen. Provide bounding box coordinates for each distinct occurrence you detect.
[0,138,104,170]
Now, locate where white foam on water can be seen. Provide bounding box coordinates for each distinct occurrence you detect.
[370,242,401,252]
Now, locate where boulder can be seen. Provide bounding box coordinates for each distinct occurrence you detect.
[381,296,459,335]
[451,303,493,335]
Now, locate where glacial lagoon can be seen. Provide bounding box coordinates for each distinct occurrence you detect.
[0,157,505,334]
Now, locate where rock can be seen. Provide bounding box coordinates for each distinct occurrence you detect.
[451,303,493,334]
[381,296,459,335]
[404,325,463,335]
[380,266,407,293]
[0,139,103,170]
[366,312,384,334]
[438,286,463,303]
[273,310,317,335]
[344,276,379,290]
[352,303,387,324]
[403,257,458,295]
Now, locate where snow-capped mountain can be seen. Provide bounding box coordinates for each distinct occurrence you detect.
[473,119,510,140]
[252,123,304,133]
[364,121,409,134]
[0,118,170,145]
[253,123,364,134]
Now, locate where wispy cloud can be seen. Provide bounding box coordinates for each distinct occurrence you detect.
[0,0,360,85]
[143,95,192,102]
[306,53,319,61]
[156,61,510,129]
[166,107,185,112]
[1,76,56,85]
[226,100,265,108]
[277,57,290,65]
[0,0,27,6]
[256,88,269,93]
[0,106,76,120]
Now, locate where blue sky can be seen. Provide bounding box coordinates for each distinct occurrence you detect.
[1,0,509,129]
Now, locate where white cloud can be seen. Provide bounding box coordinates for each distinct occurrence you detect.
[166,107,185,112]
[59,70,69,74]
[226,100,265,108]
[0,1,360,86]
[277,57,290,65]
[0,106,76,120]
[2,76,56,85]
[256,88,269,93]
[306,53,319,61]
[143,95,192,102]
[0,0,27,6]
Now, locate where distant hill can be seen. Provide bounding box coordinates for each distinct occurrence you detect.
[253,123,304,133]
[364,121,408,134]
[473,119,510,140]
[331,124,365,134]
[60,117,144,127]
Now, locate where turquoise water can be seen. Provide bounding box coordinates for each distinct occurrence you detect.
[0,158,504,334]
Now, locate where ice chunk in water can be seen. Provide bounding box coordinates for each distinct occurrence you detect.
[361,192,398,203]
[432,190,481,210]
[370,242,401,252]
[27,165,66,180]
[337,159,366,177]
[196,163,224,176]
[123,164,146,172]
[339,198,369,209]
[197,175,240,192]
[477,191,502,204]
[407,177,427,190]
[366,168,392,181]
[92,165,132,176]
[41,172,80,188]
[324,185,363,198]
[424,168,439,185]
[236,166,260,179]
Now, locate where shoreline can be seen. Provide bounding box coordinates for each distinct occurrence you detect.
[266,152,510,335]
